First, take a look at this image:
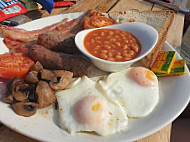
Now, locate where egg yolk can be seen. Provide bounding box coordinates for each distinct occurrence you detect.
[129,67,158,87]
[74,96,109,127]
[92,103,101,111]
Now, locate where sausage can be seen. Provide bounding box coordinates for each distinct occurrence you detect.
[38,32,80,54]
[29,45,92,77]
[37,18,83,54]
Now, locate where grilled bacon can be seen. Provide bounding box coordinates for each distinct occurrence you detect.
[0,18,68,42]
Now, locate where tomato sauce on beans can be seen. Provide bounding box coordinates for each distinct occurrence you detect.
[84,29,141,62]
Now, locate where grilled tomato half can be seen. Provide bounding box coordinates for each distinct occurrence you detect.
[0,54,34,79]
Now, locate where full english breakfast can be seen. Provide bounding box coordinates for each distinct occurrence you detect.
[0,9,186,136]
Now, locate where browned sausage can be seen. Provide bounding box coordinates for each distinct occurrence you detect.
[38,32,79,54]
[29,45,92,77]
[37,18,83,54]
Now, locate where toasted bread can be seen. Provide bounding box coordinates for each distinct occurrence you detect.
[108,9,175,68]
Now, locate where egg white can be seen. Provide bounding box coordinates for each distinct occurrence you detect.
[98,67,159,118]
[56,76,128,136]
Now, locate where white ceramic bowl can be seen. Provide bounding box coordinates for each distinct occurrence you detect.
[75,22,158,72]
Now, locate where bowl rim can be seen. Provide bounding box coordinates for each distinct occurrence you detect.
[75,22,158,65]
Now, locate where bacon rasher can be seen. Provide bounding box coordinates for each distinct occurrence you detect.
[3,38,36,56]
[0,18,68,43]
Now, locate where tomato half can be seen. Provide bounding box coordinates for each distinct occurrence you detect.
[0,54,34,79]
[84,16,116,29]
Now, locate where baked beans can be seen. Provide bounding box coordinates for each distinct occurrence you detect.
[84,29,141,62]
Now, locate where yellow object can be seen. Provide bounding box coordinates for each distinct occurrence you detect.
[92,103,101,111]
[36,3,43,9]
[155,59,185,76]
[151,51,176,74]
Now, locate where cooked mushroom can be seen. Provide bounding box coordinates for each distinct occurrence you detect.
[49,70,73,91]
[28,85,37,102]
[31,61,43,72]
[12,83,30,101]
[12,101,38,117]
[25,71,39,84]
[2,76,36,103]
[41,69,57,82]
[36,81,56,108]
[2,76,26,103]
[25,61,43,84]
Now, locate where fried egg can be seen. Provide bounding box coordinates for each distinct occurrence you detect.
[98,67,159,118]
[56,76,128,136]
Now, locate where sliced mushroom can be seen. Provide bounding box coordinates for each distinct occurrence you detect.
[13,83,29,101]
[25,70,39,84]
[3,76,35,103]
[2,76,25,103]
[12,101,38,117]
[49,70,73,91]
[25,61,43,84]
[41,69,57,82]
[36,81,56,108]
[31,61,43,72]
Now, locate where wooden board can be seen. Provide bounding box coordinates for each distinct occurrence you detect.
[0,125,37,142]
[23,0,118,23]
[152,5,185,52]
[137,124,172,142]
[110,0,153,11]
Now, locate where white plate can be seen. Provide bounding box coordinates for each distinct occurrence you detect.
[0,13,190,142]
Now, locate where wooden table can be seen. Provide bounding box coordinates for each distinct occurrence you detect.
[0,0,186,141]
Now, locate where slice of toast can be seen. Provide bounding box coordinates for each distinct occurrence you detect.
[108,9,175,68]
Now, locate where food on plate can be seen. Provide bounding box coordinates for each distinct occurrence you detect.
[83,10,116,29]
[155,59,185,76]
[1,62,74,116]
[0,54,34,79]
[25,61,74,91]
[12,101,38,117]
[84,28,141,61]
[109,9,175,68]
[49,70,73,90]
[25,61,43,84]
[99,67,159,117]
[56,76,128,136]
[29,45,92,77]
[56,67,159,136]
[0,18,69,42]
[3,38,35,56]
[36,81,56,108]
[0,10,165,136]
[151,51,176,74]
[37,10,116,54]
[37,18,82,54]
[1,76,38,117]
[38,34,79,54]
[1,76,33,104]
[3,38,25,49]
